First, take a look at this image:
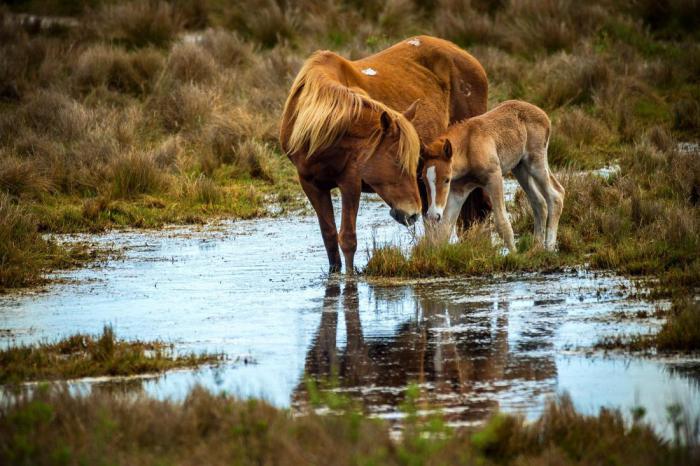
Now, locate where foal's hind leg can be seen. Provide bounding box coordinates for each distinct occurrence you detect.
[484,171,516,252]
[526,153,565,251]
[512,163,547,246]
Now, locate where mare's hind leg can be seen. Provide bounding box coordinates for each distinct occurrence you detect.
[512,163,547,246]
[484,171,516,252]
[300,177,342,272]
[526,153,565,251]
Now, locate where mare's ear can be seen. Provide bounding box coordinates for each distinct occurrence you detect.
[380,111,393,133]
[402,99,420,121]
[443,139,453,160]
[419,142,428,159]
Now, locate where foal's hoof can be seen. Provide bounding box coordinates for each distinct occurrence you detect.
[328,263,342,274]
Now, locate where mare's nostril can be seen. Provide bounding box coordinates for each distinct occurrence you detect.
[436,213,442,222]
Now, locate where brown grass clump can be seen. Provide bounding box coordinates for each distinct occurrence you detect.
[153,82,216,133]
[497,0,604,54]
[434,0,499,47]
[656,299,700,351]
[0,325,222,384]
[223,0,298,48]
[165,42,219,84]
[22,90,89,141]
[198,29,254,68]
[182,174,223,204]
[556,108,613,147]
[0,193,52,288]
[534,51,611,109]
[74,45,163,95]
[99,0,183,48]
[0,155,51,198]
[234,139,279,183]
[110,150,168,198]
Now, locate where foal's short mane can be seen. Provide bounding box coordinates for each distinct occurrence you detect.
[282,51,419,174]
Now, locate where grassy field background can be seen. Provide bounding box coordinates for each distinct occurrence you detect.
[1,1,699,462]
[1,0,698,291]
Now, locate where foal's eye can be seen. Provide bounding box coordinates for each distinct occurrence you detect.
[444,178,451,184]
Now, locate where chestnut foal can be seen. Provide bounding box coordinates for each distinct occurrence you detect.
[423,100,565,251]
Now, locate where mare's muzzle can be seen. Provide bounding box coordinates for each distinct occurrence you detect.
[390,208,419,226]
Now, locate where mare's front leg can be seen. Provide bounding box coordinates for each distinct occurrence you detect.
[300,177,342,272]
[484,171,516,252]
[338,180,362,274]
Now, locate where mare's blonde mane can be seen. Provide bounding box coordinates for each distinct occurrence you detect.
[282,51,419,174]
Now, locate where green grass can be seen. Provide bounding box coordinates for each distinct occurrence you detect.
[0,325,222,384]
[597,299,700,352]
[0,385,696,466]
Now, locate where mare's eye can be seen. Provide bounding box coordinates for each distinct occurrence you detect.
[444,178,451,184]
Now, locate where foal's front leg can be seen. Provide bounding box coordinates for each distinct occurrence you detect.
[484,171,516,252]
[338,181,362,274]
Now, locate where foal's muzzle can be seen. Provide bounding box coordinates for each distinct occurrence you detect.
[390,208,419,226]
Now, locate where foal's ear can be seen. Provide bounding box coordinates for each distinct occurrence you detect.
[380,111,393,133]
[402,99,420,121]
[443,139,453,160]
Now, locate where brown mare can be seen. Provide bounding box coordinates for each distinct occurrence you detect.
[281,36,491,272]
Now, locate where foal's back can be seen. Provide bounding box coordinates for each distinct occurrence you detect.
[459,100,550,173]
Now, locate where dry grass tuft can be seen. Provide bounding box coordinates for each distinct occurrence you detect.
[153,82,216,133]
[233,139,279,183]
[0,155,51,198]
[0,193,53,289]
[224,0,298,48]
[165,42,219,84]
[0,325,222,384]
[22,90,89,141]
[199,29,254,68]
[434,0,499,47]
[498,0,604,54]
[74,45,163,94]
[99,0,183,48]
[534,51,611,109]
[110,151,167,198]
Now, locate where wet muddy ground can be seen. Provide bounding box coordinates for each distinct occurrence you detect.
[1,187,698,436]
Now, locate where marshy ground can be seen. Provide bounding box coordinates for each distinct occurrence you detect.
[1,0,699,464]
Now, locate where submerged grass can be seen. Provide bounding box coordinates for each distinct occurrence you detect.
[0,326,222,384]
[597,298,700,352]
[0,385,697,466]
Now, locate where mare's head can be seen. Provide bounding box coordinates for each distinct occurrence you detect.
[350,101,422,226]
[420,138,453,222]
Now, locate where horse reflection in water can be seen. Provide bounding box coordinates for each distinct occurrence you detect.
[295,280,557,424]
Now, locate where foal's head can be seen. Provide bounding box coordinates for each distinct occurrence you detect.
[420,138,453,222]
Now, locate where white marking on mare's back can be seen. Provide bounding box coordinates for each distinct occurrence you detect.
[407,38,421,46]
[362,67,377,76]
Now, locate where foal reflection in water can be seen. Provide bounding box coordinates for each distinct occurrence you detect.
[294,281,555,422]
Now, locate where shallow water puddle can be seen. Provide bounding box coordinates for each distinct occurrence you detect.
[1,193,698,436]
